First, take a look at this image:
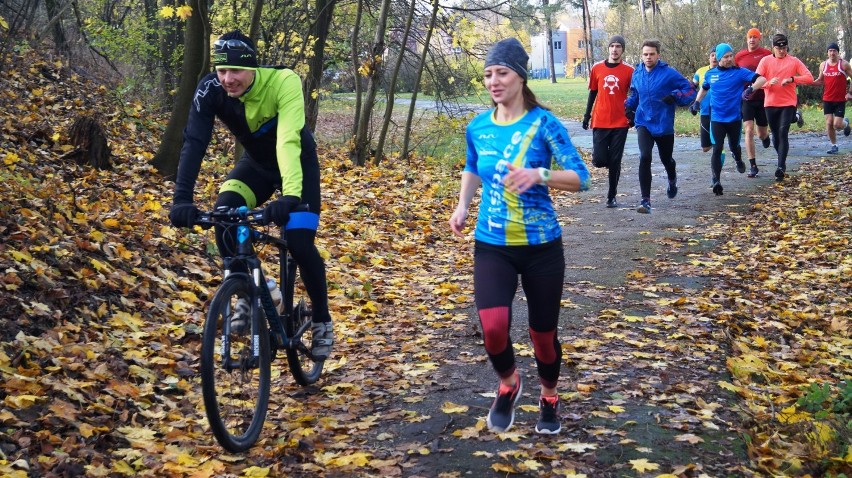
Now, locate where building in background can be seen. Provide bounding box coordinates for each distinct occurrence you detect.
[530,22,605,79]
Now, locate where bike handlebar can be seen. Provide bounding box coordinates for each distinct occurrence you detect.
[194,204,311,228]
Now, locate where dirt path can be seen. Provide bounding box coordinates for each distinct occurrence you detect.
[360,126,834,477]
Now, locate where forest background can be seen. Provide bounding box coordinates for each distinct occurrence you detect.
[0,0,851,477]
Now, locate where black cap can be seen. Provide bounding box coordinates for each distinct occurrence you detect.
[772,33,788,48]
[828,42,840,52]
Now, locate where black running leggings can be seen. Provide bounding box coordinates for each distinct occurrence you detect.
[710,120,743,181]
[473,240,565,388]
[765,106,796,171]
[636,127,676,200]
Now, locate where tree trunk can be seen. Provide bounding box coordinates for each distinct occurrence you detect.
[67,116,112,170]
[351,0,391,166]
[42,0,70,54]
[373,0,416,165]
[401,0,439,160]
[543,0,556,83]
[248,0,264,40]
[350,0,364,140]
[304,0,336,132]
[159,0,178,109]
[841,0,852,60]
[582,0,592,76]
[150,0,209,179]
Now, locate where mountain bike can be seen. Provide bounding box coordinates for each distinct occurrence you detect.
[195,205,324,452]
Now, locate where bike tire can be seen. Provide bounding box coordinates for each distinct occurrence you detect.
[285,282,324,385]
[200,276,271,452]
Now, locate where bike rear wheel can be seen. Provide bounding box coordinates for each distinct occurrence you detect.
[285,294,324,386]
[200,276,271,452]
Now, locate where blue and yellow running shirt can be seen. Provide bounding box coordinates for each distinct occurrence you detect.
[465,106,590,246]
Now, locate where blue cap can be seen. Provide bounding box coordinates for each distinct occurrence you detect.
[715,43,733,60]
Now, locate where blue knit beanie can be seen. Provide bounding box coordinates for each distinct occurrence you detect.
[485,38,529,80]
[715,43,733,60]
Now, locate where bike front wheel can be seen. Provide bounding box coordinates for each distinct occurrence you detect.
[200,276,271,452]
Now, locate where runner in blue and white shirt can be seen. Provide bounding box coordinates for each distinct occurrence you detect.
[449,38,589,437]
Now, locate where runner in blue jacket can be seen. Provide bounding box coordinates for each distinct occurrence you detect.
[624,39,695,214]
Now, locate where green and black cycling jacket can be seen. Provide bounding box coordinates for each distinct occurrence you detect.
[174,67,305,205]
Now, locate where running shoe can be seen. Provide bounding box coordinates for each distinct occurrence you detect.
[666,178,678,199]
[762,136,771,148]
[487,374,522,432]
[230,298,251,334]
[535,395,561,435]
[636,199,651,214]
[748,165,759,178]
[712,179,723,196]
[796,111,804,128]
[311,321,335,360]
[736,159,746,174]
[606,198,618,208]
[844,118,851,137]
[827,144,839,154]
[775,167,785,181]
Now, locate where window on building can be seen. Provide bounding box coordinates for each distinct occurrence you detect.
[553,41,562,50]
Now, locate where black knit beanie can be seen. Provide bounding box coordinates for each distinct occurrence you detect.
[213,30,258,69]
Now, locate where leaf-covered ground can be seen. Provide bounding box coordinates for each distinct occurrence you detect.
[1,47,850,477]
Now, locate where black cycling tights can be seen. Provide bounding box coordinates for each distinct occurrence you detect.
[765,106,796,171]
[473,240,564,389]
[215,191,331,323]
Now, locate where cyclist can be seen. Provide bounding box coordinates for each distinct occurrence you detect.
[168,30,334,360]
[449,38,591,435]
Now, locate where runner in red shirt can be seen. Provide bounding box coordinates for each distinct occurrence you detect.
[734,28,772,177]
[812,42,852,154]
[582,35,634,208]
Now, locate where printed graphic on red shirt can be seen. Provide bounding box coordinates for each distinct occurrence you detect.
[589,62,634,129]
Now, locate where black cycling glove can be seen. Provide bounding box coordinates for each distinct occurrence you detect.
[262,196,301,227]
[169,203,199,228]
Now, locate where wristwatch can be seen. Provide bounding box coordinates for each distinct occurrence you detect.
[538,167,552,184]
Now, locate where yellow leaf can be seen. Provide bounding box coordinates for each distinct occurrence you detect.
[4,152,20,165]
[103,218,120,228]
[441,401,469,414]
[608,405,625,413]
[492,463,516,473]
[242,466,271,477]
[5,394,41,409]
[558,442,597,453]
[629,458,660,472]
[159,5,175,17]
[175,5,193,20]
[674,433,704,444]
[654,475,680,478]
[51,133,60,142]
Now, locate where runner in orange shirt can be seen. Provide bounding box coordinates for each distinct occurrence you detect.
[582,35,634,208]
[750,33,814,180]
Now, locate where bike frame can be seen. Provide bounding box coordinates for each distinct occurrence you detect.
[215,208,310,356]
